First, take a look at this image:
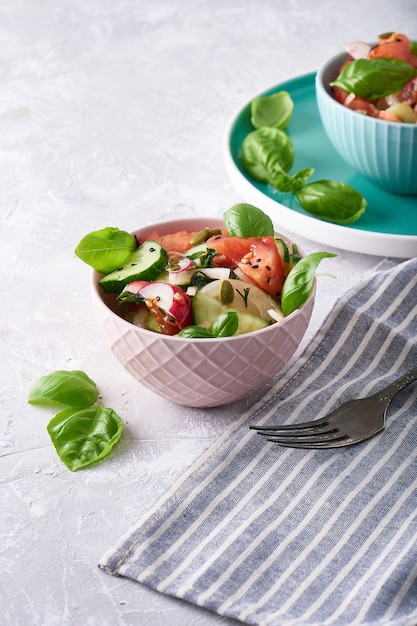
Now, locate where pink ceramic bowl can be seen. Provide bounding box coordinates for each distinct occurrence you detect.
[91,217,315,408]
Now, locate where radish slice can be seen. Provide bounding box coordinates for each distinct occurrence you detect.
[344,41,372,59]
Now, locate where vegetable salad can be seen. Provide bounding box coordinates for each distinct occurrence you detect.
[76,204,335,338]
[332,32,417,123]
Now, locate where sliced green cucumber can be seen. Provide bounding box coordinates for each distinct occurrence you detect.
[183,242,208,257]
[99,240,168,294]
[192,291,269,335]
[200,278,283,322]
[168,267,230,287]
[275,238,290,263]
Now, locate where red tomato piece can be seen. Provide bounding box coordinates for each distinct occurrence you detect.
[207,235,285,297]
[369,33,413,64]
[140,230,199,253]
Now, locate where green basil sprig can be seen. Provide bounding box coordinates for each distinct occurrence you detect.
[75,227,136,273]
[179,311,239,338]
[223,203,274,237]
[47,405,124,472]
[28,370,124,471]
[330,57,417,99]
[281,252,336,316]
[242,127,294,183]
[241,90,367,225]
[251,91,294,130]
[28,370,99,408]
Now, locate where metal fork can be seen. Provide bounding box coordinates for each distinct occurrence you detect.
[250,367,417,449]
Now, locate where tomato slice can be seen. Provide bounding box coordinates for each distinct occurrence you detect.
[142,229,230,254]
[141,230,199,253]
[207,235,285,298]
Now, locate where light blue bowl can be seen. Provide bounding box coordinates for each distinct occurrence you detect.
[316,51,417,196]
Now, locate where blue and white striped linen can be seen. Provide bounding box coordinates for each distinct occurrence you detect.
[100,258,417,626]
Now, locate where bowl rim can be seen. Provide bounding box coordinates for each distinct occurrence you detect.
[91,216,316,343]
[315,50,417,129]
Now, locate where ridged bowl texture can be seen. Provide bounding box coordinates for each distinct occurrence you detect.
[316,51,417,195]
[91,218,315,407]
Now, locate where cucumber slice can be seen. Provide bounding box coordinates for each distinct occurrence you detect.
[168,267,230,287]
[200,278,282,322]
[192,291,269,335]
[99,241,168,294]
[183,242,208,257]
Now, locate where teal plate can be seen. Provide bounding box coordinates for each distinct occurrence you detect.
[224,72,417,258]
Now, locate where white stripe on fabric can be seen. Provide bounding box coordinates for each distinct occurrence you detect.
[382,556,417,623]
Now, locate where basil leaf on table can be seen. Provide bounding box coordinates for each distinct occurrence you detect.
[75,227,136,273]
[47,405,124,471]
[250,91,294,130]
[330,58,417,99]
[281,252,336,317]
[28,370,99,408]
[223,203,274,237]
[242,127,294,183]
[296,180,367,225]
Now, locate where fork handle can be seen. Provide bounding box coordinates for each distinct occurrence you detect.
[374,367,417,403]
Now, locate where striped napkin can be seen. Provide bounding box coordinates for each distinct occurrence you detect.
[100,257,417,626]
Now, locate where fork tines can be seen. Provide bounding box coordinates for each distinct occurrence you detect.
[249,422,351,448]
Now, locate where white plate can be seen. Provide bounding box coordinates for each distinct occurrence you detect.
[224,72,417,259]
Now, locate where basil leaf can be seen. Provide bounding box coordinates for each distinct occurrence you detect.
[273,172,294,193]
[251,91,294,130]
[178,325,214,338]
[28,370,99,408]
[281,252,336,316]
[296,180,367,224]
[212,311,239,338]
[330,58,417,99]
[273,168,315,193]
[242,127,294,183]
[47,405,124,471]
[75,227,136,273]
[223,203,274,237]
[289,168,315,192]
